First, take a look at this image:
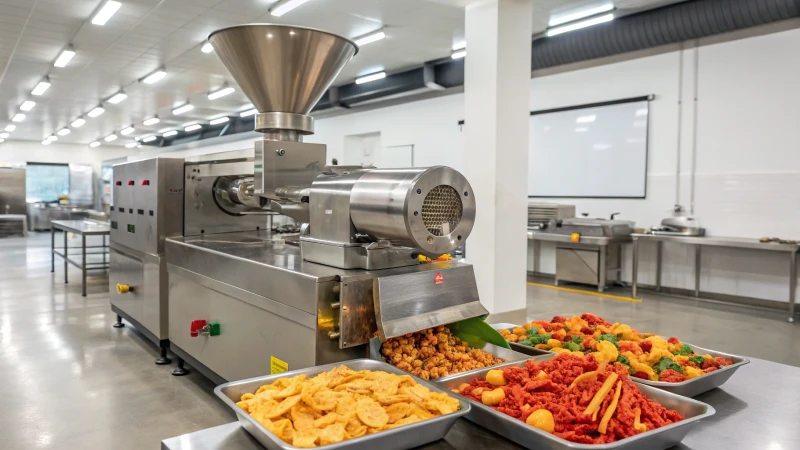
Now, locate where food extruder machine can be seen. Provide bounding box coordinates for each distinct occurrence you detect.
[164,24,486,383]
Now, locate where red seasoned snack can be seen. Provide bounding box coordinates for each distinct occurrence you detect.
[457,354,684,444]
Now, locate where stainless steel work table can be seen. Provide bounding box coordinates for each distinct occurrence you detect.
[528,230,632,292]
[161,356,799,450]
[50,219,110,296]
[631,234,799,322]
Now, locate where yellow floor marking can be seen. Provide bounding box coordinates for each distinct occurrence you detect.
[527,282,642,303]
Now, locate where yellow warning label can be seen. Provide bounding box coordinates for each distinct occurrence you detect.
[270,356,289,374]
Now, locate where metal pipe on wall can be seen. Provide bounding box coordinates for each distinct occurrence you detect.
[689,41,700,216]
[675,43,684,207]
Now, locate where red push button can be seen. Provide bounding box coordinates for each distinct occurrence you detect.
[127,180,134,185]
[141,180,150,186]
[115,181,122,186]
[190,319,207,337]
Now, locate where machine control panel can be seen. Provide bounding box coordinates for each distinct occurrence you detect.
[190,320,220,337]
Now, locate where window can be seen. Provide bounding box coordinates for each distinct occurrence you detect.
[26,163,70,203]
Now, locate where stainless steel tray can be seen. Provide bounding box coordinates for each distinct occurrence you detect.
[368,337,531,382]
[490,322,750,397]
[436,356,716,450]
[489,322,553,357]
[214,359,470,450]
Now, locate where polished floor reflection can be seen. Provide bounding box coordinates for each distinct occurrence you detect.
[0,233,797,448]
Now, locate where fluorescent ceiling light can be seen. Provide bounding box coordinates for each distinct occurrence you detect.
[635,108,648,117]
[120,126,135,135]
[42,140,51,145]
[142,70,166,84]
[5,125,16,132]
[547,13,614,37]
[71,118,86,128]
[354,30,385,46]
[57,128,71,136]
[355,71,386,85]
[209,116,229,125]
[0,139,4,143]
[48,135,58,142]
[92,1,121,25]
[20,101,36,111]
[172,104,194,115]
[575,127,589,133]
[142,135,157,143]
[184,124,202,132]
[452,41,466,51]
[239,108,257,117]
[270,0,310,17]
[549,3,614,27]
[12,114,25,122]
[451,50,466,59]
[142,117,160,126]
[31,79,51,96]
[162,130,178,137]
[576,114,596,123]
[201,42,213,53]
[207,86,235,100]
[104,134,118,142]
[125,142,139,148]
[89,141,101,147]
[0,133,8,139]
[54,48,76,67]
[88,106,105,117]
[239,103,254,111]
[108,91,127,104]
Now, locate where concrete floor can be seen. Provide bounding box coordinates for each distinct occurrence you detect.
[1,232,798,448]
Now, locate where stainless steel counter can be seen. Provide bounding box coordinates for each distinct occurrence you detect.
[50,220,110,296]
[631,233,799,322]
[162,356,800,450]
[527,230,631,245]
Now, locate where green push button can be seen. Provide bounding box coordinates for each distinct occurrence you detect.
[127,224,135,233]
[209,321,221,336]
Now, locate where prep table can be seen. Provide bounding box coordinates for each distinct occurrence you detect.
[631,234,799,322]
[50,219,110,296]
[161,356,799,450]
[528,229,632,292]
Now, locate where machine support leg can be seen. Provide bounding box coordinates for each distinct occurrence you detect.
[51,228,55,272]
[631,237,639,297]
[81,234,87,297]
[789,249,797,323]
[63,230,68,284]
[155,347,172,365]
[694,245,702,297]
[598,245,607,293]
[172,358,190,376]
[113,315,125,328]
[102,236,107,266]
[656,241,663,292]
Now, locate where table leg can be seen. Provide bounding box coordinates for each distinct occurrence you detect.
[63,230,68,284]
[51,227,55,272]
[789,249,797,323]
[532,241,539,275]
[694,244,702,297]
[617,244,623,283]
[102,235,107,266]
[82,234,87,297]
[598,245,607,293]
[656,241,663,292]
[632,237,639,297]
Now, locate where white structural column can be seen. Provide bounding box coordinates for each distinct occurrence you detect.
[464,0,532,314]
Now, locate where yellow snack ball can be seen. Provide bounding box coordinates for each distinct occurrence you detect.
[594,340,619,365]
[547,339,562,348]
[481,388,505,406]
[526,409,555,433]
[485,369,506,386]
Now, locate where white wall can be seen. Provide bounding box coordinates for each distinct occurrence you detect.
[0,141,130,175]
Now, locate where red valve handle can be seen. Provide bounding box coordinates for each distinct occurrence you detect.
[190,319,207,337]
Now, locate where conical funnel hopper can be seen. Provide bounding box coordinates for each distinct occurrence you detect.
[209,24,358,118]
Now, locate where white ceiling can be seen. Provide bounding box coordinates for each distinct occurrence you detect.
[0,0,684,148]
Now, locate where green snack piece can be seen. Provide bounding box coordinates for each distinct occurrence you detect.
[654,357,683,374]
[689,355,706,366]
[677,344,694,356]
[597,334,620,349]
[518,339,533,347]
[616,355,630,366]
[563,325,570,333]
[563,341,581,352]
[526,327,539,337]
[571,335,583,344]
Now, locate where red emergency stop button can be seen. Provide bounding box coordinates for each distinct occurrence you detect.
[190,320,207,337]
[141,180,150,186]
[127,180,134,185]
[115,181,122,186]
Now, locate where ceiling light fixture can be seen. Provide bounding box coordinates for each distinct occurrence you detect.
[125,142,139,148]
[71,118,86,128]
[42,140,51,145]
[184,124,202,132]
[143,116,160,126]
[269,0,311,17]
[162,130,178,137]
[142,135,157,143]
[548,3,614,27]
[0,133,8,139]
[92,1,121,26]
[104,134,118,142]
[354,30,386,46]
[576,114,596,123]
[0,139,4,143]
[172,103,194,115]
[57,128,71,136]
[54,47,76,67]
[142,69,166,84]
[89,141,101,147]
[5,125,16,132]
[209,116,229,125]
[355,71,386,85]
[48,135,58,142]
[451,49,466,59]
[120,126,135,135]
[12,114,25,122]
[546,13,614,37]
[452,41,466,51]
[88,106,105,118]
[239,108,257,117]
[201,42,214,53]
[31,78,51,96]
[107,91,127,104]
[20,101,36,111]
[207,86,235,100]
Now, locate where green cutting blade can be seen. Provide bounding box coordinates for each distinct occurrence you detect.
[446,316,511,349]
